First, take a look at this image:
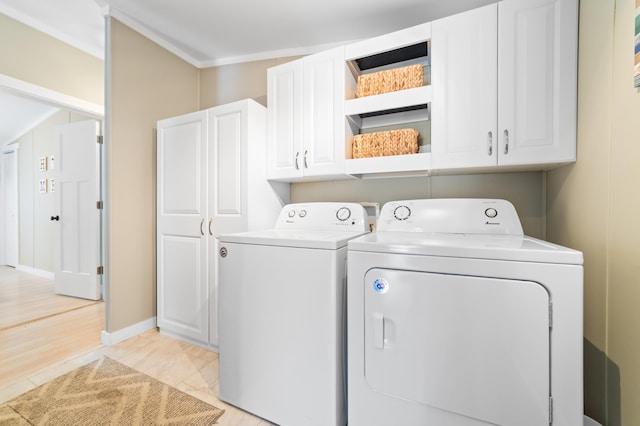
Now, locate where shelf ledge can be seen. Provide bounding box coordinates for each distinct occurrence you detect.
[345,86,432,117]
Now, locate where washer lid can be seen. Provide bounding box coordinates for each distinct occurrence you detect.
[348,232,583,265]
[220,229,368,250]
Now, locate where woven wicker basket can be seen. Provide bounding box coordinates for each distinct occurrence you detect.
[355,64,424,98]
[352,129,419,158]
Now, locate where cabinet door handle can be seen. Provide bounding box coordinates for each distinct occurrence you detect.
[208,218,213,235]
[200,218,205,236]
[504,129,509,155]
[295,152,300,170]
[303,150,308,168]
[487,131,493,156]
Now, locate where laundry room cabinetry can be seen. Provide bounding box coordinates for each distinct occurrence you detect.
[267,46,350,181]
[430,0,578,171]
[344,22,432,177]
[157,99,286,349]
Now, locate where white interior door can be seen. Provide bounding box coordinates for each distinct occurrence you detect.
[2,149,19,267]
[53,119,101,300]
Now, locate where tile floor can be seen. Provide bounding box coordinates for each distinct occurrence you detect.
[0,328,274,425]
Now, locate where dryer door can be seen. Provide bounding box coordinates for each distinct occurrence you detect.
[364,269,550,426]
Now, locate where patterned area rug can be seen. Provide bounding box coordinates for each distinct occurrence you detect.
[0,357,224,425]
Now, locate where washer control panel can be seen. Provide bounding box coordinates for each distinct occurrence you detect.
[275,202,369,231]
[378,199,524,235]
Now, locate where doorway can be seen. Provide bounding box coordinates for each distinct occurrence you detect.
[0,75,106,334]
[1,147,18,267]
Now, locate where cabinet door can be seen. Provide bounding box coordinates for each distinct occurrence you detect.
[208,102,248,347]
[302,46,346,178]
[209,103,247,237]
[431,4,498,170]
[157,111,209,343]
[267,60,303,180]
[497,0,577,165]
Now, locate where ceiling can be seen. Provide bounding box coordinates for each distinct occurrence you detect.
[0,0,495,147]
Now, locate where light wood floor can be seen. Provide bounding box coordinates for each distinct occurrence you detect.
[0,265,98,330]
[0,267,272,425]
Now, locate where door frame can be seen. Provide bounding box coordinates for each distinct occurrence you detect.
[0,73,106,318]
[1,146,19,266]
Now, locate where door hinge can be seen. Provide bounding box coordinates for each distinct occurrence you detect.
[97,200,103,209]
[549,300,553,329]
[549,395,553,424]
[97,265,104,275]
[97,135,104,144]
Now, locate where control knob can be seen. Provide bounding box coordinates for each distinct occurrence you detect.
[393,205,411,221]
[336,207,351,221]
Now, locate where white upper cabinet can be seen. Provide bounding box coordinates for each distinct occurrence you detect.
[267,46,349,181]
[266,0,578,180]
[431,0,578,171]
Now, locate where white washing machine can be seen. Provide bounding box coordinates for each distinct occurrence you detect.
[218,202,369,426]
[347,199,584,426]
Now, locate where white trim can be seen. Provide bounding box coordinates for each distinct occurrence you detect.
[100,316,157,346]
[15,265,55,280]
[105,6,361,68]
[0,3,104,60]
[0,74,104,118]
[106,9,201,68]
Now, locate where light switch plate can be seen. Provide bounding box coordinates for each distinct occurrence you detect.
[39,157,47,172]
[39,179,48,193]
[49,178,55,193]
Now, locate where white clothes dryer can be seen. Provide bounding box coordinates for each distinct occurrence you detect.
[218,202,369,426]
[347,199,583,426]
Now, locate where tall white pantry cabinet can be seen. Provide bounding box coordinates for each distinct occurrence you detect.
[156,99,287,349]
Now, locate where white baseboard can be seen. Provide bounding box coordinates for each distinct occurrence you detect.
[16,265,54,280]
[101,316,157,346]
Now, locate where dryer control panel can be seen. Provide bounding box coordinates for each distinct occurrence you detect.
[275,202,369,232]
[378,199,524,235]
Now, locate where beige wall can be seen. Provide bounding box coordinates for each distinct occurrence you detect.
[105,18,199,332]
[199,56,301,109]
[547,0,640,424]
[0,13,104,105]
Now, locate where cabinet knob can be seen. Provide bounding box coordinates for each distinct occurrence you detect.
[200,218,205,236]
[487,132,493,156]
[50,215,60,221]
[295,152,300,170]
[303,150,308,168]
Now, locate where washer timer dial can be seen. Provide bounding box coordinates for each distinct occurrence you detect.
[336,207,351,221]
[393,205,411,221]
